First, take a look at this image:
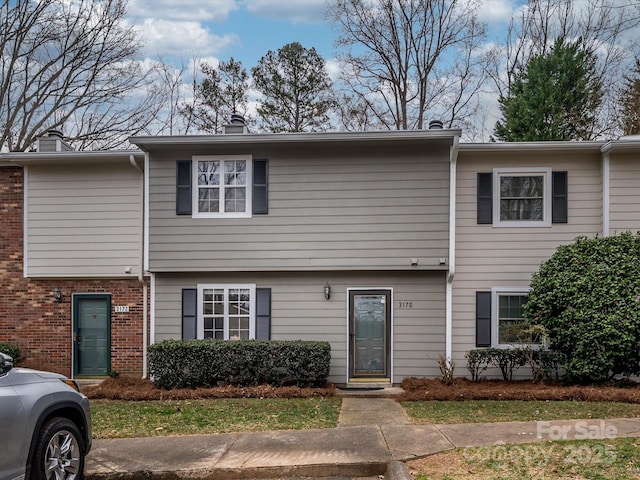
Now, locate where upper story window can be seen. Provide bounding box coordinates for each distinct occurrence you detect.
[176,157,268,217]
[492,168,552,227]
[193,155,252,217]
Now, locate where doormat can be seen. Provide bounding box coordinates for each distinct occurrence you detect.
[337,387,384,391]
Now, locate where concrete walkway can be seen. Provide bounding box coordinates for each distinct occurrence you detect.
[85,395,640,480]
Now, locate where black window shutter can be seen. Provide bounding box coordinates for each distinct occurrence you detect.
[552,171,568,224]
[176,161,192,215]
[477,173,493,224]
[253,159,269,214]
[255,288,271,340]
[182,288,197,339]
[476,291,491,347]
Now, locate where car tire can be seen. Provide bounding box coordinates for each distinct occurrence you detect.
[31,417,85,480]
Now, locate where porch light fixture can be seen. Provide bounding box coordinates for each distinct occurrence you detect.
[53,288,62,303]
[324,283,331,300]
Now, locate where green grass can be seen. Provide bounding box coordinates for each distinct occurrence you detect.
[402,400,640,424]
[411,437,640,479]
[91,397,342,438]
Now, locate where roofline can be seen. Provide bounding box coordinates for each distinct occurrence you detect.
[601,135,640,154]
[0,150,145,167]
[460,140,606,153]
[129,129,462,150]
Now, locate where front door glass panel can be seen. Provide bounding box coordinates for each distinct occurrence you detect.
[349,290,391,378]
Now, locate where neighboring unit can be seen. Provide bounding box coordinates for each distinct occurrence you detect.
[454,137,640,370]
[0,131,147,378]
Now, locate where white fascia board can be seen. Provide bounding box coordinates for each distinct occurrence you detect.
[1,150,145,166]
[460,141,605,154]
[601,136,640,154]
[130,129,462,150]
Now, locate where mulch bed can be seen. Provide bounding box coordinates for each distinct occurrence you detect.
[84,376,640,403]
[398,377,640,403]
[83,376,336,401]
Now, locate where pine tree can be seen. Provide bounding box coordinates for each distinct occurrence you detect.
[251,42,334,133]
[621,58,640,136]
[494,37,602,141]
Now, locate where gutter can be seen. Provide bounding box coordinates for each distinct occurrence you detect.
[129,154,148,378]
[446,136,460,363]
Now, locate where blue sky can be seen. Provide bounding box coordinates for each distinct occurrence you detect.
[121,0,639,139]
[126,0,518,70]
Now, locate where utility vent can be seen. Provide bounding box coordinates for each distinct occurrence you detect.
[36,128,74,152]
[223,114,248,134]
[428,120,444,130]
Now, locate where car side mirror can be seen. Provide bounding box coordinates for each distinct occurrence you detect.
[0,352,13,375]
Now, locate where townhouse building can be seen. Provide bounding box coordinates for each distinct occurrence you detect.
[2,124,639,383]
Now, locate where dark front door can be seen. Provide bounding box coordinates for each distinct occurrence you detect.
[73,294,111,376]
[349,289,391,379]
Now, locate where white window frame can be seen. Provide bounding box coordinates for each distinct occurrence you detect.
[197,284,256,340]
[493,167,552,227]
[491,287,534,348]
[193,155,253,218]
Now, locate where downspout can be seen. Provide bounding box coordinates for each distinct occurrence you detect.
[600,145,611,237]
[446,136,460,363]
[143,152,152,378]
[129,155,148,378]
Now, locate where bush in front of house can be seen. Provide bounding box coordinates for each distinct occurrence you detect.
[148,339,331,389]
[465,347,565,382]
[0,342,24,365]
[525,232,640,383]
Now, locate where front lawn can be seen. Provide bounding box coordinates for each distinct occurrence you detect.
[408,437,640,479]
[402,400,640,424]
[91,397,342,438]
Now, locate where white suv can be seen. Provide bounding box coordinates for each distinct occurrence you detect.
[0,352,92,480]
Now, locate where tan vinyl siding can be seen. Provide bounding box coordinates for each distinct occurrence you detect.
[609,152,640,233]
[452,149,603,369]
[26,164,143,277]
[153,271,445,383]
[148,144,450,272]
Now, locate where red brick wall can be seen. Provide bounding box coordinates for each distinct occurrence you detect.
[0,166,146,377]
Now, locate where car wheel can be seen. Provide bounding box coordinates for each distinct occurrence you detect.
[32,417,85,480]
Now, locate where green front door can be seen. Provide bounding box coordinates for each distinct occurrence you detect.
[73,294,111,376]
[349,289,391,379]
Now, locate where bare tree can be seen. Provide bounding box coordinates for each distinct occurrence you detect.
[180,58,250,134]
[0,0,165,151]
[328,0,490,132]
[494,0,640,138]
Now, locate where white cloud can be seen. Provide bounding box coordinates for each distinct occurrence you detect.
[325,58,342,82]
[134,19,240,58]
[127,0,239,22]
[240,0,328,24]
[476,0,516,25]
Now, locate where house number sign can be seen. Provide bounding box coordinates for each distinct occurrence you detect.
[397,301,413,308]
[114,306,130,313]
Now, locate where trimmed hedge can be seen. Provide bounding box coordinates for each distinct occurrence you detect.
[466,347,565,382]
[148,339,331,389]
[0,342,24,365]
